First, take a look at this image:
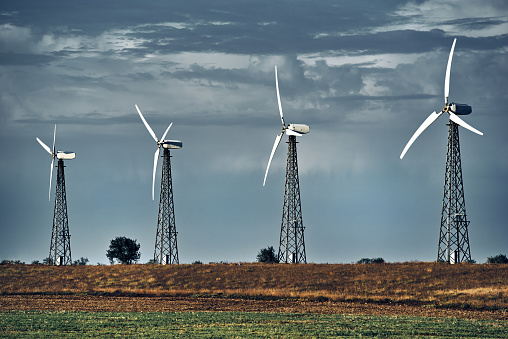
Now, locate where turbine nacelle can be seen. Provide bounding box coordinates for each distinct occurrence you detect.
[56,151,76,160]
[161,140,182,149]
[447,103,472,115]
[286,124,310,136]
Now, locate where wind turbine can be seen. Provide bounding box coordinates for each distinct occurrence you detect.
[263,66,310,264]
[36,125,75,266]
[136,105,182,264]
[400,38,483,263]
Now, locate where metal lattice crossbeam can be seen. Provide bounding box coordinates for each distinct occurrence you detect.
[49,159,72,266]
[278,135,306,264]
[154,148,179,264]
[437,121,472,263]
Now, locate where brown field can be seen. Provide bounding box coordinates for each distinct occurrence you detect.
[1,262,507,320]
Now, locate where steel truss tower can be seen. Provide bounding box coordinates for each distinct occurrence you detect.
[154,148,179,264]
[437,121,472,263]
[49,159,72,266]
[278,135,306,264]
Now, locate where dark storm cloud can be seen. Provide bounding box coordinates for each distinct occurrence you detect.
[0,52,55,65]
[2,0,507,64]
[169,64,263,88]
[14,112,142,126]
[134,26,453,56]
[0,1,183,35]
[442,17,508,30]
[0,0,404,33]
[163,57,314,97]
[326,94,438,102]
[1,0,461,57]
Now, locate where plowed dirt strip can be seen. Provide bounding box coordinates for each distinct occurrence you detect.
[1,295,506,320]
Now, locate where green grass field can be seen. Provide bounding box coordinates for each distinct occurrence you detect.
[1,311,506,338]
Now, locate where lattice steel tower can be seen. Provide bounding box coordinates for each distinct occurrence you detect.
[437,121,472,263]
[154,148,179,264]
[49,159,72,265]
[399,38,483,264]
[278,135,306,263]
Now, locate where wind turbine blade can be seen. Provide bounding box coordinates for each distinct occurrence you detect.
[444,38,457,104]
[449,113,483,136]
[263,133,283,186]
[152,147,160,200]
[36,138,52,155]
[48,157,54,201]
[160,122,173,141]
[135,105,158,143]
[274,66,286,127]
[400,111,443,159]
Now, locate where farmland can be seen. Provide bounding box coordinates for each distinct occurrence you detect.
[1,262,507,337]
[1,262,507,318]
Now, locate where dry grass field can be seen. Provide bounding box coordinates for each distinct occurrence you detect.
[1,262,507,320]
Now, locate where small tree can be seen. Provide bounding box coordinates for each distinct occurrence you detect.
[257,246,279,264]
[73,257,89,266]
[487,254,508,264]
[106,237,141,264]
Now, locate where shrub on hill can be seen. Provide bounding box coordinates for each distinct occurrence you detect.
[487,254,508,264]
[0,260,25,265]
[357,258,385,264]
[72,257,89,266]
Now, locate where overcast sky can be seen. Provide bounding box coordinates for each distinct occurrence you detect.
[1,0,507,264]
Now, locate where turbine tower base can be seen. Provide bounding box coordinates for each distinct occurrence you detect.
[154,148,179,264]
[278,135,307,264]
[437,121,472,263]
[49,159,72,266]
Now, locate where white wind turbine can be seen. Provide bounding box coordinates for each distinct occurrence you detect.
[399,38,483,264]
[36,124,75,265]
[263,66,310,264]
[136,104,182,265]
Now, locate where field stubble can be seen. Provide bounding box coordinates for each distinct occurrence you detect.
[1,262,507,320]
